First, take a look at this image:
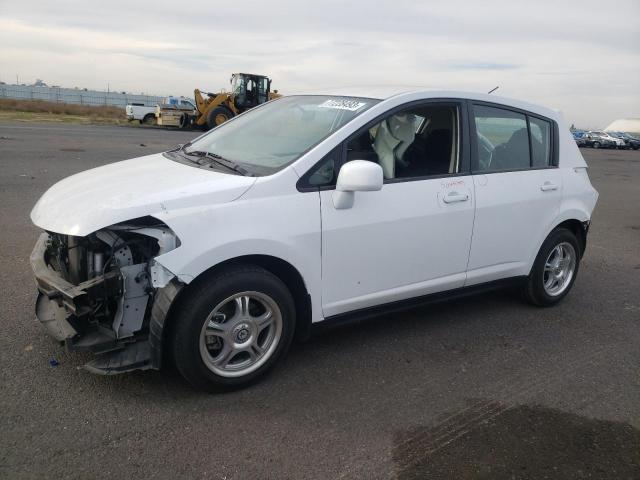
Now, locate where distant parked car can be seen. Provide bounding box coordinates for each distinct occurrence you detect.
[608,132,640,150]
[572,131,587,147]
[589,131,626,149]
[583,132,617,149]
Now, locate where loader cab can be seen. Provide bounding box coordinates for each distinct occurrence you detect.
[231,73,271,111]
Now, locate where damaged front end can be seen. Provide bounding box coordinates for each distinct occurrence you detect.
[31,218,181,374]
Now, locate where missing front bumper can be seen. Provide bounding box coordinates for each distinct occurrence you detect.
[30,232,180,374]
[30,233,121,318]
[35,292,77,341]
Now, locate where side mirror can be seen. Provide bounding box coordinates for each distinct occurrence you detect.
[332,160,383,209]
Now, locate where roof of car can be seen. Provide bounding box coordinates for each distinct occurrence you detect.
[313,86,561,122]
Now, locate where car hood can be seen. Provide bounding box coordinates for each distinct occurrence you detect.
[31,153,256,236]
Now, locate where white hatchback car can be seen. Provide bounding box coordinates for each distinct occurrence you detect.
[31,90,598,391]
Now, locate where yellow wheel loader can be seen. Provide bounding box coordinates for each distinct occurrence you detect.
[194,73,280,130]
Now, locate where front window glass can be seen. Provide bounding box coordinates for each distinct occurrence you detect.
[345,104,459,180]
[305,104,460,187]
[232,75,244,94]
[185,95,378,175]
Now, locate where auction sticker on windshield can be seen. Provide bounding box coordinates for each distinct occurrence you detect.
[319,99,367,111]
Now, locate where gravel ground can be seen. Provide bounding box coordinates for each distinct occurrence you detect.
[0,123,638,479]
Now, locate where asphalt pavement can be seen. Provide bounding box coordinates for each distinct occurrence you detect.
[0,122,638,479]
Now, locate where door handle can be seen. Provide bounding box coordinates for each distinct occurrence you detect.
[443,191,469,204]
[540,182,558,192]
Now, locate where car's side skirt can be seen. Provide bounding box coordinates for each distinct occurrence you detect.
[312,276,528,334]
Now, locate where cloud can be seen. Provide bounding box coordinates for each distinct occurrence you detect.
[450,63,521,71]
[0,0,638,127]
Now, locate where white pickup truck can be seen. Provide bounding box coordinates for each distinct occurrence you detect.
[125,103,157,124]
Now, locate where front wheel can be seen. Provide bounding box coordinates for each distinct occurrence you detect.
[172,265,296,392]
[206,106,234,130]
[523,228,581,307]
[592,141,600,149]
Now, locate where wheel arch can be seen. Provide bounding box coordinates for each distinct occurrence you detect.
[157,254,312,369]
[524,215,589,280]
[551,219,588,257]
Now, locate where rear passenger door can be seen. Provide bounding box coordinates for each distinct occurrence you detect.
[466,103,562,285]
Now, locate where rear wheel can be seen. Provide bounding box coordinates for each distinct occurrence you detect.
[523,228,580,307]
[172,265,295,392]
[206,106,234,130]
[592,141,600,149]
[142,113,156,125]
[178,113,190,129]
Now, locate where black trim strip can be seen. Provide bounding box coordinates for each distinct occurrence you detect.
[469,165,558,175]
[312,276,528,335]
[526,115,534,167]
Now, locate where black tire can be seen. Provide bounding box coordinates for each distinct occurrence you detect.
[592,141,600,149]
[142,113,156,125]
[178,113,190,129]
[523,228,581,307]
[172,265,296,392]
[206,106,234,130]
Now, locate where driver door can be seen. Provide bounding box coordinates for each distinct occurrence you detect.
[314,101,475,317]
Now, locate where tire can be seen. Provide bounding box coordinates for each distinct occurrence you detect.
[523,228,581,307]
[172,265,296,392]
[206,106,234,130]
[142,113,156,125]
[592,141,600,149]
[178,113,189,129]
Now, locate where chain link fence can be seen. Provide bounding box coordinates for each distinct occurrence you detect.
[0,84,164,108]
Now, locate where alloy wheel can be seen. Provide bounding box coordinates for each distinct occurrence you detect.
[543,242,576,297]
[199,291,283,377]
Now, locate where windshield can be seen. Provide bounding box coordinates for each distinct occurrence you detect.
[184,95,378,175]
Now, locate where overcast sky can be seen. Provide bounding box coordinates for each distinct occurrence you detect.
[1,0,638,127]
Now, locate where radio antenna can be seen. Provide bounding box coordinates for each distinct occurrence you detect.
[488,86,499,94]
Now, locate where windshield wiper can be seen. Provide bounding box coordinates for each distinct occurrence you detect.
[168,141,192,152]
[183,150,252,176]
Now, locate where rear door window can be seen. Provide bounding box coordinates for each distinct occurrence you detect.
[474,106,529,171]
[473,104,555,172]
